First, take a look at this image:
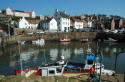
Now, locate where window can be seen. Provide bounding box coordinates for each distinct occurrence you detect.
[87,60,93,65]
[49,70,55,74]
[56,68,62,73]
[64,27,67,30]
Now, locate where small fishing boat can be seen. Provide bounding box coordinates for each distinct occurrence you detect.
[14,56,66,77]
[95,62,115,75]
[64,48,115,75]
[63,49,97,73]
[32,38,45,46]
[60,35,70,42]
[60,38,70,42]
[80,38,89,42]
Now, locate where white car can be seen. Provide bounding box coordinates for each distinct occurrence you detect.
[104,29,110,32]
[27,32,33,35]
[36,31,44,34]
[110,30,118,33]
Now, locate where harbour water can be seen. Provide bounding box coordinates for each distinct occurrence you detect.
[0,41,125,75]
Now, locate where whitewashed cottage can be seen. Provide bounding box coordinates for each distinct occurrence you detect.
[27,20,38,29]
[42,18,58,32]
[18,17,38,29]
[70,17,83,29]
[18,17,29,29]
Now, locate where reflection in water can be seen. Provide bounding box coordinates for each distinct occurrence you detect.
[20,50,39,62]
[74,48,83,55]
[0,42,125,75]
[60,48,71,60]
[49,49,58,61]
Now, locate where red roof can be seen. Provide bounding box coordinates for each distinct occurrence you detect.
[11,10,15,12]
[24,12,32,14]
[27,20,37,24]
[81,19,87,23]
[11,10,32,14]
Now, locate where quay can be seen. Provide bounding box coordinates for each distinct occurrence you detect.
[0,32,97,45]
[95,32,125,42]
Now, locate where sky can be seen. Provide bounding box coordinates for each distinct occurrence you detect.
[0,0,125,17]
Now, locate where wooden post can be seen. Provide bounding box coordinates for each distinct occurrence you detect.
[114,53,118,73]
[124,72,125,82]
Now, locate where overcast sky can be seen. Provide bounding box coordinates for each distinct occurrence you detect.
[0,0,125,17]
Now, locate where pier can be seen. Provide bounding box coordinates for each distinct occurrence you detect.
[0,32,97,45]
[95,32,125,42]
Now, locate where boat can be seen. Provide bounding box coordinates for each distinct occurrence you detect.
[63,48,97,73]
[94,62,115,75]
[32,38,45,46]
[64,48,115,75]
[104,38,117,42]
[14,56,67,77]
[60,38,70,42]
[60,35,70,42]
[80,38,89,42]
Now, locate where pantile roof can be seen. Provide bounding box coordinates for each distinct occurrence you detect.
[27,20,38,24]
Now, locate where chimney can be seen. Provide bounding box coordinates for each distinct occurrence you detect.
[111,18,115,30]
[56,9,58,13]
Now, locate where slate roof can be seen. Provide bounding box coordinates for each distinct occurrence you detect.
[57,11,70,18]
[42,18,53,23]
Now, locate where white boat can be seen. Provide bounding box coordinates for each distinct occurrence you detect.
[14,56,67,77]
[38,64,66,76]
[80,38,89,42]
[95,63,115,75]
[104,38,117,42]
[32,39,45,46]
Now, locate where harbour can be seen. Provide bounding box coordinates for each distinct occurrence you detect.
[0,41,125,76]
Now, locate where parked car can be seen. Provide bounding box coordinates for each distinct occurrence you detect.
[27,32,33,35]
[104,29,110,33]
[118,28,125,33]
[110,30,118,33]
[36,31,45,34]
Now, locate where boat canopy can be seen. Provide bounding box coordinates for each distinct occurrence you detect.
[85,55,100,61]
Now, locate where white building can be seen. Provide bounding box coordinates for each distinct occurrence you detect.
[88,21,93,28]
[42,18,58,31]
[70,17,83,29]
[27,20,38,29]
[54,9,70,32]
[18,17,38,29]
[2,7,35,18]
[74,21,83,29]
[18,17,29,29]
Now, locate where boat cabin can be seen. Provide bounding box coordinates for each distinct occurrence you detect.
[84,55,99,70]
[39,65,65,76]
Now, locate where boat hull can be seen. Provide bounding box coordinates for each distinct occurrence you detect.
[63,62,92,73]
[60,40,70,42]
[14,68,41,76]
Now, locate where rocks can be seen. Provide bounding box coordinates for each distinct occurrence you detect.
[0,74,124,82]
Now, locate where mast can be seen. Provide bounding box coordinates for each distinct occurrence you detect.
[18,41,23,76]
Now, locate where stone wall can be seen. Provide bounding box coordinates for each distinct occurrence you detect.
[1,32,97,44]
